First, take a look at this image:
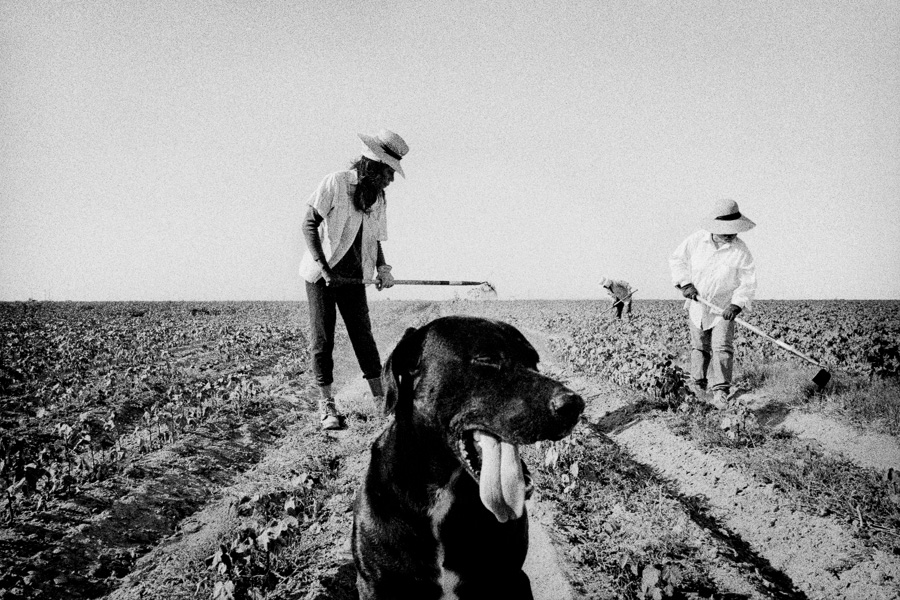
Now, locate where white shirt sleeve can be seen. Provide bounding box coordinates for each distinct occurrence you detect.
[307,173,336,216]
[669,233,694,288]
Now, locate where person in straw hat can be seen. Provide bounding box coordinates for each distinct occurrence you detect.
[299,129,409,430]
[599,277,634,319]
[668,199,757,408]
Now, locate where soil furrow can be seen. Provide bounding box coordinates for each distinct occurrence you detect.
[614,417,900,600]
[779,411,900,473]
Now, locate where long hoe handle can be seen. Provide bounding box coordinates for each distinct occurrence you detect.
[356,279,487,286]
[695,298,826,369]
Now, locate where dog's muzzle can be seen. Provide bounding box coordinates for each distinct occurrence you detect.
[455,387,584,523]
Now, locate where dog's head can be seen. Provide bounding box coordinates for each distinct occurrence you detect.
[383,316,584,522]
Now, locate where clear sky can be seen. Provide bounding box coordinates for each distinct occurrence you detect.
[2,0,898,302]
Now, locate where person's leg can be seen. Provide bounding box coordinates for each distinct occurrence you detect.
[366,375,385,412]
[615,302,624,319]
[306,280,336,387]
[709,318,736,393]
[688,317,711,390]
[305,280,343,429]
[335,285,383,407]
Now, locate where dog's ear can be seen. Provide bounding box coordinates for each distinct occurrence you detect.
[382,326,424,415]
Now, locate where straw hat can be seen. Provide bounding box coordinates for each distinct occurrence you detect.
[599,277,612,288]
[702,199,756,234]
[358,129,409,178]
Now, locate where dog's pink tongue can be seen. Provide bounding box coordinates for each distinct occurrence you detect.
[473,431,525,522]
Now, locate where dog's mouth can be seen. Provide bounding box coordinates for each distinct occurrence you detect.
[458,430,532,523]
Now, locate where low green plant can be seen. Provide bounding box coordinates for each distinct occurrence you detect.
[745,440,900,549]
[531,427,712,599]
[207,490,304,599]
[823,377,900,436]
[866,336,900,379]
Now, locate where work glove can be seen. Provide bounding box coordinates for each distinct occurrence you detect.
[721,304,742,321]
[375,265,394,291]
[679,283,699,300]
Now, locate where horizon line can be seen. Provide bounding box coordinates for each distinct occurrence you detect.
[2,298,899,304]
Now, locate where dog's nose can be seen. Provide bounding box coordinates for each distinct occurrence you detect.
[550,390,584,421]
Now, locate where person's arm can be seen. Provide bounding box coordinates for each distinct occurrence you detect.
[375,242,394,290]
[302,207,334,284]
[669,237,693,289]
[669,236,699,299]
[376,242,385,269]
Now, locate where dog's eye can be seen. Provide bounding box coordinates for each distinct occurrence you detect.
[471,356,502,369]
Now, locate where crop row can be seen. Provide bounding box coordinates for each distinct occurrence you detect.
[454,299,900,398]
[0,301,308,524]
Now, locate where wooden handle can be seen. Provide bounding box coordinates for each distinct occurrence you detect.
[694,297,825,369]
[357,279,488,286]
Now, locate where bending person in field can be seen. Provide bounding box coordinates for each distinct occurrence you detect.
[669,199,757,408]
[600,277,634,319]
[298,129,408,430]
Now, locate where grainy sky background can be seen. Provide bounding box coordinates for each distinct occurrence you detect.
[2,0,898,302]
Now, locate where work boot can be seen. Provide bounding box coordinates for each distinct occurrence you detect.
[319,398,345,431]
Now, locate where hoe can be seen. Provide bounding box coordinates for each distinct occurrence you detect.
[349,278,497,298]
[696,297,831,388]
[599,289,638,316]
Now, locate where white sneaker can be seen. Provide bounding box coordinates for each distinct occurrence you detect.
[319,399,345,430]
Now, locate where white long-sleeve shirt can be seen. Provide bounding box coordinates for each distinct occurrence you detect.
[669,230,757,330]
[298,170,388,283]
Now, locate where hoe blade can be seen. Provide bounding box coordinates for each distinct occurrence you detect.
[812,369,831,389]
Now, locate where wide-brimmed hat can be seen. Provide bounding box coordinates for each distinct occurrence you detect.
[702,199,756,234]
[599,277,612,288]
[358,129,408,178]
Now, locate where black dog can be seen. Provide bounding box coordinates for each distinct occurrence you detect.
[352,316,584,600]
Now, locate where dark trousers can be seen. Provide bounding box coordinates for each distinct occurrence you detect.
[305,280,382,387]
[613,300,632,319]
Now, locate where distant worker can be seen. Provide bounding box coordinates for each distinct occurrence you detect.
[299,129,408,430]
[668,199,757,408]
[599,277,633,319]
